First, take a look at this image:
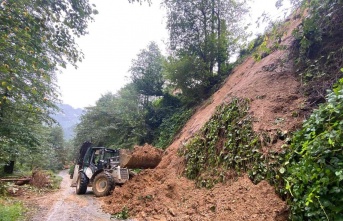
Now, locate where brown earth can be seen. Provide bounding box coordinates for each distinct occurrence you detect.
[120,144,163,169]
[102,13,306,221]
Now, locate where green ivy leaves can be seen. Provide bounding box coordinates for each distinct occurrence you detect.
[180,98,262,188]
[155,108,193,149]
[285,77,343,220]
[179,98,288,191]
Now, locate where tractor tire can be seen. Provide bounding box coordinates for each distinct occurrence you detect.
[76,172,88,195]
[92,172,114,197]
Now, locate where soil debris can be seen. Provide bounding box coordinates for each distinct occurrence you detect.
[30,170,51,188]
[120,144,163,169]
[102,13,305,221]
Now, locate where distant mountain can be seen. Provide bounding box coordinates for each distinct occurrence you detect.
[52,104,83,140]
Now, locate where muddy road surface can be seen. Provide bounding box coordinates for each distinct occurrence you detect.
[28,170,112,221]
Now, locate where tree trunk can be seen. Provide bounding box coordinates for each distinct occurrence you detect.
[4,160,15,174]
[217,2,222,75]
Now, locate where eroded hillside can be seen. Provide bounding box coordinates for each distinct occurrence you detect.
[102,12,307,221]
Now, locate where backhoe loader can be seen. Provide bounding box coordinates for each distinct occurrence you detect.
[70,141,161,197]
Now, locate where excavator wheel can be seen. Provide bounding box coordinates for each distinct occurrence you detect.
[92,172,114,197]
[76,172,88,194]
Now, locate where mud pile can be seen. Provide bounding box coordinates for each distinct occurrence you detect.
[103,168,288,220]
[102,13,305,221]
[120,144,163,169]
[30,170,51,188]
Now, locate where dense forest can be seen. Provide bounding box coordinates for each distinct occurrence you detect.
[1,0,343,220]
[74,0,250,149]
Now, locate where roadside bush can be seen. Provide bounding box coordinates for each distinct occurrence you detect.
[69,164,75,179]
[285,77,343,220]
[0,183,8,196]
[0,199,25,221]
[47,171,62,190]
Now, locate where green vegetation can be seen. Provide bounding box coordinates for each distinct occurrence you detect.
[45,170,63,190]
[290,0,343,106]
[0,199,26,221]
[2,0,343,219]
[177,1,343,218]
[10,125,68,173]
[73,42,193,149]
[179,98,259,188]
[74,0,251,149]
[178,74,342,218]
[74,42,169,148]
[111,207,129,220]
[238,34,264,61]
[130,42,165,97]
[179,98,285,189]
[0,169,61,220]
[279,2,343,217]
[180,99,259,188]
[284,77,343,220]
[179,77,343,219]
[73,1,343,220]
[154,107,193,149]
[0,0,96,172]
[163,0,249,104]
[251,20,288,62]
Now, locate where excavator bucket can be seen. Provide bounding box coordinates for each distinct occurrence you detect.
[119,144,163,169]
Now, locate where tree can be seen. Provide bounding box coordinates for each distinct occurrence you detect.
[13,124,65,171]
[0,0,96,163]
[74,82,182,149]
[163,0,249,102]
[130,42,165,98]
[165,0,249,72]
[75,40,182,149]
[74,93,119,147]
[74,85,147,149]
[48,126,65,166]
[164,54,210,103]
[0,101,44,162]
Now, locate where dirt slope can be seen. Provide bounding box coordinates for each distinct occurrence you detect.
[102,14,305,221]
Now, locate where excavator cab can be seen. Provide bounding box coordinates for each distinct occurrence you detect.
[81,147,119,173]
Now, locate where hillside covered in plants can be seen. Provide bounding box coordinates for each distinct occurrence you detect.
[99,1,343,220]
[1,0,343,220]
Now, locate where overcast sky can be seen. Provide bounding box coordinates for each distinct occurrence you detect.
[57,0,290,109]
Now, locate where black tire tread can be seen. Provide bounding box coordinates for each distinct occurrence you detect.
[76,172,88,195]
[92,172,114,197]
